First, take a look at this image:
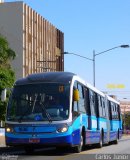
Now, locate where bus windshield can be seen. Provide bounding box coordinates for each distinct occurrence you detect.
[6,83,70,122]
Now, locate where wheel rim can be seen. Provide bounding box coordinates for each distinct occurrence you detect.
[81,135,83,145]
[74,134,84,153]
[99,133,103,147]
[80,134,83,150]
[100,137,102,146]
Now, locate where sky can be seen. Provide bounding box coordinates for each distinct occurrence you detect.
[5,0,130,100]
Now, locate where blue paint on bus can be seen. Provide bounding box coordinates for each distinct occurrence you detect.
[5,72,122,152]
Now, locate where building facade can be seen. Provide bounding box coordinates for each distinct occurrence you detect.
[106,95,130,114]
[0,1,64,80]
[120,101,130,114]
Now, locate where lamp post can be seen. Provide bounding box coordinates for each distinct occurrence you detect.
[64,45,129,86]
[93,45,129,86]
[64,52,93,61]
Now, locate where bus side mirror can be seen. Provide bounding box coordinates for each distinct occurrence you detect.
[73,89,79,101]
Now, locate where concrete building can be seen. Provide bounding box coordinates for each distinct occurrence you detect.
[0,1,64,80]
[120,101,130,114]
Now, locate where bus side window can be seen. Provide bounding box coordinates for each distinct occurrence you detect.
[97,96,106,118]
[115,105,118,119]
[106,100,109,118]
[111,103,113,119]
[101,97,106,118]
[108,101,112,120]
[117,105,121,120]
[111,102,115,120]
[89,89,97,117]
[72,81,79,117]
[73,101,78,112]
[72,81,86,117]
[113,104,116,119]
[115,104,118,119]
[98,95,102,117]
[77,83,85,113]
[94,92,99,117]
[84,87,91,115]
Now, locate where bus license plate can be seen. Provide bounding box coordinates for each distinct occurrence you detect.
[29,138,40,143]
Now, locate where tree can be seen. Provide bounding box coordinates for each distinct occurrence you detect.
[0,35,15,67]
[122,111,130,131]
[0,34,16,121]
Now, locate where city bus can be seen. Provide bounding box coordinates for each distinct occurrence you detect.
[5,72,122,153]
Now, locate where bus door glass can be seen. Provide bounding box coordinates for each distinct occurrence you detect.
[84,87,91,129]
[72,82,86,119]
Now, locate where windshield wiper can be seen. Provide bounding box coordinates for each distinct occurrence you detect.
[39,101,52,123]
[18,95,38,123]
[18,94,52,123]
[33,94,52,123]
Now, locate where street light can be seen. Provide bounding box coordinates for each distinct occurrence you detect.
[93,45,129,86]
[64,44,129,86]
[64,52,93,61]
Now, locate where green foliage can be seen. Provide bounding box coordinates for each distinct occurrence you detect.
[122,112,130,130]
[0,67,15,91]
[0,35,15,65]
[0,35,16,121]
[0,101,7,120]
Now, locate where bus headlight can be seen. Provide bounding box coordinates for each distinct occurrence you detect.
[57,126,68,133]
[6,127,13,133]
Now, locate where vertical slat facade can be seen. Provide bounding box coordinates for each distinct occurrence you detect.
[23,3,64,77]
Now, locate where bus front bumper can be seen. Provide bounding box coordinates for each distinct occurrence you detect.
[5,131,80,147]
[6,136,72,147]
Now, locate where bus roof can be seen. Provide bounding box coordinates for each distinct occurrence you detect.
[86,82,105,97]
[106,95,120,104]
[15,72,105,97]
[15,72,76,85]
[72,75,105,97]
[15,72,115,101]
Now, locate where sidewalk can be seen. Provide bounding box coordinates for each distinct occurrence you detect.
[0,136,5,147]
[0,128,6,147]
[122,133,130,138]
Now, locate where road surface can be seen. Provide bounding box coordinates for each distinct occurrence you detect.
[0,135,130,160]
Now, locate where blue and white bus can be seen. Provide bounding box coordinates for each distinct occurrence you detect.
[5,72,122,153]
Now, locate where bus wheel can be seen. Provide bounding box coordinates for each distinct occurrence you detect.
[74,133,84,153]
[114,132,119,144]
[24,146,34,155]
[97,132,103,148]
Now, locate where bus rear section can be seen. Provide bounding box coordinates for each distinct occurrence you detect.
[107,96,122,143]
[71,81,122,149]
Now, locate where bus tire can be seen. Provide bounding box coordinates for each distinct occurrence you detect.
[24,146,34,155]
[56,146,65,152]
[97,132,103,148]
[74,132,84,153]
[113,131,119,144]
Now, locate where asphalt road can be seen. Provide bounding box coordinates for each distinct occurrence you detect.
[0,135,130,160]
